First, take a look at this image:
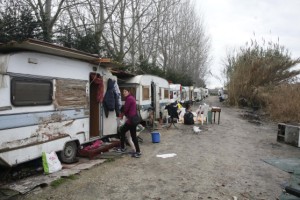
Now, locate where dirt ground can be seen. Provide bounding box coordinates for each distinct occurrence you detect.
[14,96,300,200]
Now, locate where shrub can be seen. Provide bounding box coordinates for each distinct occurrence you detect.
[263,84,300,123]
[224,38,300,110]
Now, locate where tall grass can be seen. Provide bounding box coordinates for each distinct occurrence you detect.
[262,84,300,123]
[224,38,300,122]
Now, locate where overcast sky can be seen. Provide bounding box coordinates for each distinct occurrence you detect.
[196,0,300,89]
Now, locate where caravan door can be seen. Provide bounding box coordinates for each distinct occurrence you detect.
[89,73,101,138]
[89,74,118,138]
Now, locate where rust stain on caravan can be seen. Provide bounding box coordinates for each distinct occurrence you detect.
[1,113,74,151]
[0,134,69,153]
[64,119,75,126]
[41,132,68,140]
[33,115,71,141]
[38,113,66,125]
[3,136,36,148]
[50,113,64,122]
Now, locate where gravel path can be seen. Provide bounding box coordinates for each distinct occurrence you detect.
[17,96,300,200]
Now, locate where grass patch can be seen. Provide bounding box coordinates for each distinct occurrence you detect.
[50,178,67,188]
[50,175,79,188]
[66,174,78,180]
[105,158,115,162]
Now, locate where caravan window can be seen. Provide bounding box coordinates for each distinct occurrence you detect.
[11,77,52,106]
[164,89,169,99]
[142,86,150,100]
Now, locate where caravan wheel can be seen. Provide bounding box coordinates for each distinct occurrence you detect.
[60,141,78,163]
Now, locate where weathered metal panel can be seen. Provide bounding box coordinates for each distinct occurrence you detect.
[0,109,88,130]
[0,118,89,150]
[0,118,89,166]
[8,52,94,80]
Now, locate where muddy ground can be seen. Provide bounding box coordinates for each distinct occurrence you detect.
[13,96,300,200]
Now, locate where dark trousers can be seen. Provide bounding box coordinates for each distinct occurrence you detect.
[120,123,140,153]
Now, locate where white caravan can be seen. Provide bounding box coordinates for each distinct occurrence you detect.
[204,88,209,97]
[169,84,181,103]
[181,86,194,104]
[181,86,189,103]
[193,87,204,101]
[0,39,119,167]
[118,75,170,120]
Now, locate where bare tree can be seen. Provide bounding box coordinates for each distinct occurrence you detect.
[155,0,210,85]
[25,0,67,41]
[5,0,211,85]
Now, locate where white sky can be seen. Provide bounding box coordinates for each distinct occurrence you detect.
[196,0,300,89]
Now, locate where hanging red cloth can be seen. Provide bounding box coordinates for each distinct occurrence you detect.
[90,73,104,103]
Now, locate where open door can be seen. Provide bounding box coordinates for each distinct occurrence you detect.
[89,73,102,138]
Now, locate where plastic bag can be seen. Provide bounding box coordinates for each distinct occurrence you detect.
[42,151,62,174]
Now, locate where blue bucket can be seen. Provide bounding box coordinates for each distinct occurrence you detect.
[151,132,160,143]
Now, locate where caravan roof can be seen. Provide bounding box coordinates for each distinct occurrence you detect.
[170,84,181,91]
[0,39,115,68]
[124,74,169,88]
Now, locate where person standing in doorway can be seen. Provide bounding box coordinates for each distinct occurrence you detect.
[117,89,141,158]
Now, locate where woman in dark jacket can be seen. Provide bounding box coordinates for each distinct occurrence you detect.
[117,89,141,158]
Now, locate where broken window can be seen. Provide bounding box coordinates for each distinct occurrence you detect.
[54,79,88,109]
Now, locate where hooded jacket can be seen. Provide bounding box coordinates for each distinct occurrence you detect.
[124,94,137,125]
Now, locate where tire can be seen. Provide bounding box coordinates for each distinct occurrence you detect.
[60,141,78,164]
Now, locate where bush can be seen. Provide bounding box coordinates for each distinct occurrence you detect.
[224,38,300,110]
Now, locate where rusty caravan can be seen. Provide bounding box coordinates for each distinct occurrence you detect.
[0,39,119,167]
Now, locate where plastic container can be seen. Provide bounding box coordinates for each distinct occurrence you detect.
[151,132,160,143]
[207,111,212,123]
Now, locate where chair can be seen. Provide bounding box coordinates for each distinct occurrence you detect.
[165,102,179,129]
[197,104,209,125]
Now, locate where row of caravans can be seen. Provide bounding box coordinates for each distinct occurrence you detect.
[193,87,209,102]
[116,74,170,121]
[169,84,208,103]
[0,39,206,167]
[0,40,173,167]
